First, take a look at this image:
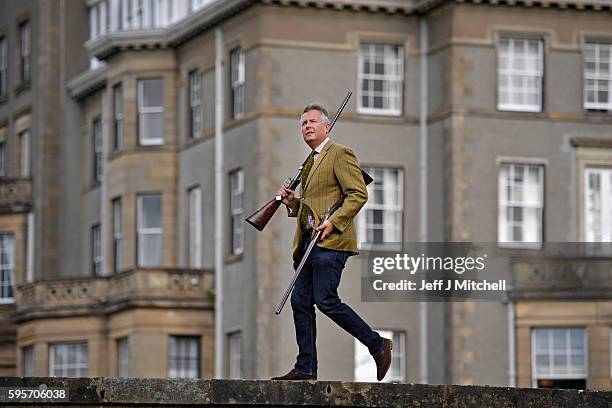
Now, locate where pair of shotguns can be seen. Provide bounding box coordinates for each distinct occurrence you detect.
[244,91,373,315]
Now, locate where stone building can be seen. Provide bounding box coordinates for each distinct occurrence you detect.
[0,0,611,390]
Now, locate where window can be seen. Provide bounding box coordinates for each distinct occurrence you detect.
[0,234,15,304]
[168,335,200,378]
[0,141,6,176]
[228,331,242,379]
[532,328,586,389]
[188,187,202,267]
[19,130,29,177]
[355,330,405,382]
[498,37,544,112]
[498,163,544,245]
[49,343,88,377]
[19,20,30,84]
[138,78,164,145]
[137,193,162,267]
[230,169,244,255]
[93,118,103,182]
[584,42,612,111]
[358,167,403,248]
[117,337,129,377]
[230,48,245,119]
[92,224,102,276]
[358,43,403,116]
[23,345,34,376]
[0,36,6,98]
[113,198,123,273]
[113,84,124,150]
[188,70,202,139]
[89,0,109,40]
[585,167,612,241]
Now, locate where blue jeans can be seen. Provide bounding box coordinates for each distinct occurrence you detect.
[290,231,384,376]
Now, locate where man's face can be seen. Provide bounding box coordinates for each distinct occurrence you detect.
[301,109,330,149]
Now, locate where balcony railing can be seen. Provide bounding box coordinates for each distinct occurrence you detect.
[14,267,214,321]
[0,178,32,214]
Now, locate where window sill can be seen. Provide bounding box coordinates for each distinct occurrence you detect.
[225,253,243,264]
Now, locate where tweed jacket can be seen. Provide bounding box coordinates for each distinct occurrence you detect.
[287,140,368,260]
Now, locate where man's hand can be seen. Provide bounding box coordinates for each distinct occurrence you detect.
[276,186,295,206]
[316,220,335,241]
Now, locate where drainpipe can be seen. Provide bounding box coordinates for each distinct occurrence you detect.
[419,15,429,385]
[101,89,108,276]
[507,295,516,387]
[214,27,225,379]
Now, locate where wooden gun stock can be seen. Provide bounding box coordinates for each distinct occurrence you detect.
[245,199,282,232]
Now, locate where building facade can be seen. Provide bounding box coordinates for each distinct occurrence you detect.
[0,0,611,389]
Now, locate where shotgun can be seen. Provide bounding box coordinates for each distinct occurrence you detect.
[245,91,353,231]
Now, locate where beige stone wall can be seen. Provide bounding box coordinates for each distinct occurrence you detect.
[515,301,612,390]
[16,307,214,378]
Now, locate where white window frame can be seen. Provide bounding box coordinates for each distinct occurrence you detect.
[93,118,103,182]
[48,342,88,377]
[189,70,202,139]
[113,83,124,151]
[498,163,544,247]
[137,193,162,267]
[0,36,7,98]
[357,43,404,116]
[230,169,244,255]
[531,328,587,388]
[584,42,612,111]
[0,234,15,304]
[117,337,129,377]
[188,186,202,268]
[22,345,34,376]
[355,330,405,383]
[138,78,164,146]
[358,167,404,249]
[19,130,29,177]
[497,37,544,112]
[230,48,245,119]
[19,20,30,84]
[113,198,123,273]
[228,331,242,379]
[584,167,612,242]
[168,335,200,378]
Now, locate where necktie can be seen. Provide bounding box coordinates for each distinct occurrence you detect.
[299,151,315,230]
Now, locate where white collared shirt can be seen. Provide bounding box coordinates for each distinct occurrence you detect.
[313,137,330,161]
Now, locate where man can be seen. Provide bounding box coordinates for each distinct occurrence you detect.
[272,103,393,381]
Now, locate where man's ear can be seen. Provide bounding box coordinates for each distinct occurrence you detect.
[325,122,331,133]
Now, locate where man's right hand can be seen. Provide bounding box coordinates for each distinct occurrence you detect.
[276,186,295,206]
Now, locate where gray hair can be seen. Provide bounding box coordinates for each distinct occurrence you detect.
[302,103,330,124]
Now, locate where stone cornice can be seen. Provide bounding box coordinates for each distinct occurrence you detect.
[66,65,107,100]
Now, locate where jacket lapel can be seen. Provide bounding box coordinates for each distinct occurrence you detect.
[304,140,333,192]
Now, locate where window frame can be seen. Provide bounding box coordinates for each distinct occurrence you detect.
[230,47,245,119]
[168,335,201,379]
[137,193,163,267]
[229,169,244,255]
[0,141,6,176]
[19,130,29,177]
[93,117,103,182]
[91,223,102,276]
[357,167,404,250]
[112,197,123,273]
[497,37,544,113]
[48,342,89,378]
[116,337,129,378]
[531,327,588,388]
[18,19,30,85]
[188,69,203,139]
[0,233,15,304]
[137,78,164,146]
[497,162,545,247]
[228,331,242,379]
[22,345,34,376]
[113,83,124,151]
[0,35,7,99]
[187,186,202,268]
[357,43,404,117]
[583,41,612,112]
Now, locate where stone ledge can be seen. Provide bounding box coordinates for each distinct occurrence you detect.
[0,377,611,407]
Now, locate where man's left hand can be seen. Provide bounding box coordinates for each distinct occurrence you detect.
[316,220,335,241]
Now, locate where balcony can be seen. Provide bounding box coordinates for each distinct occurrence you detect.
[0,178,32,214]
[13,267,214,322]
[509,244,612,300]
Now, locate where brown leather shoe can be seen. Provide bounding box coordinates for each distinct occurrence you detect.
[271,369,317,381]
[373,338,393,381]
